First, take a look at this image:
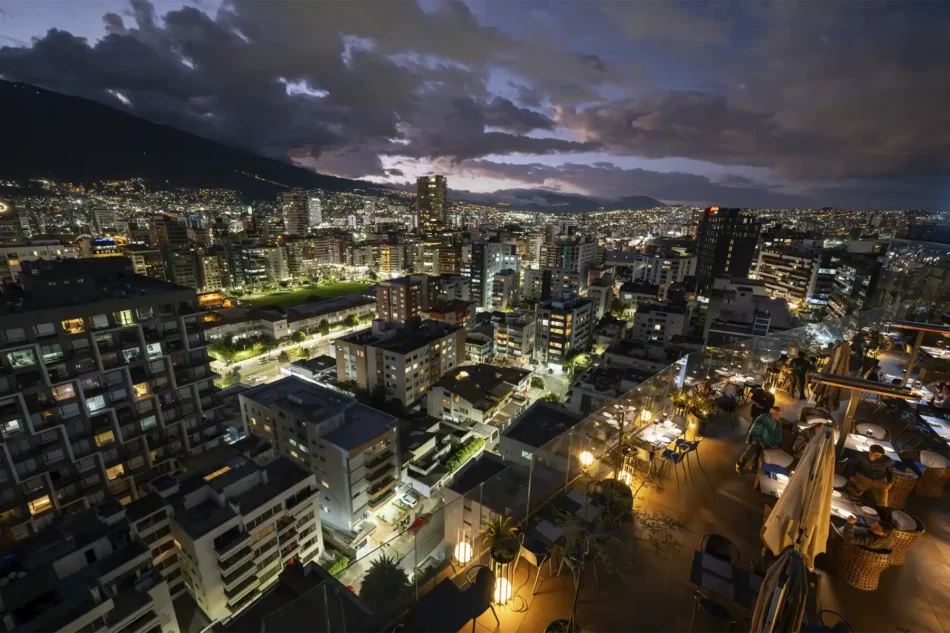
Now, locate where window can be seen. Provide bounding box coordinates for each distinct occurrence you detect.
[321,480,329,488]
[122,347,141,362]
[146,343,163,360]
[136,307,153,320]
[34,323,55,337]
[114,310,134,326]
[106,464,125,480]
[52,384,75,401]
[41,344,64,363]
[28,495,52,516]
[290,450,299,459]
[2,420,21,438]
[6,349,36,368]
[263,425,272,433]
[133,383,151,399]
[95,430,115,447]
[61,318,85,334]
[89,314,109,330]
[140,416,157,431]
[86,395,106,414]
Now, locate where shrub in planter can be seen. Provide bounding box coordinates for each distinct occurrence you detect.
[480,515,518,563]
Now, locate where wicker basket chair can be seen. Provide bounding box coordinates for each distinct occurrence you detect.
[798,407,836,427]
[880,510,926,566]
[827,527,892,591]
[885,470,918,510]
[899,450,950,498]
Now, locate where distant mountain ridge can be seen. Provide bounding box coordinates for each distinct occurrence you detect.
[0,80,664,211]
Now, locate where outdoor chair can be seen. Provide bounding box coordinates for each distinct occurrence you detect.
[660,446,688,485]
[884,470,918,510]
[675,435,703,468]
[716,393,738,427]
[827,527,892,591]
[798,406,836,427]
[892,408,931,450]
[464,565,500,632]
[819,610,855,633]
[634,445,654,473]
[514,534,551,596]
[881,510,925,566]
[899,449,950,497]
[701,533,740,566]
[689,591,736,632]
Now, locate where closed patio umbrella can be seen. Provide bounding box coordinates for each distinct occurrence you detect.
[814,341,851,410]
[761,427,835,569]
[749,549,808,633]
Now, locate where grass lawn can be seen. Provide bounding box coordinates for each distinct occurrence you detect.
[243,282,372,309]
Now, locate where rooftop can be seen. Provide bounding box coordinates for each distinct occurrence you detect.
[374,320,460,355]
[285,294,374,322]
[434,364,531,412]
[503,400,584,448]
[290,354,337,375]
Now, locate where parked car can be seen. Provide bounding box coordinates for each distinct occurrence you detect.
[408,515,429,535]
[399,493,419,509]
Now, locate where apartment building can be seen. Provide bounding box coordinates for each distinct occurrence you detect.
[239,377,397,532]
[121,245,167,282]
[491,269,520,312]
[537,293,594,367]
[427,364,530,428]
[540,237,597,277]
[426,299,475,330]
[490,311,537,362]
[631,300,690,343]
[0,502,179,633]
[334,320,464,407]
[435,274,471,302]
[198,253,223,293]
[376,274,437,323]
[462,242,519,310]
[638,252,696,299]
[167,453,321,621]
[754,247,836,310]
[0,258,226,542]
[0,241,80,284]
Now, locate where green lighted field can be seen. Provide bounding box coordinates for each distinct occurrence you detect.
[243,282,372,309]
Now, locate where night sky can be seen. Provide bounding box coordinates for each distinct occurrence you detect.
[1,0,949,209]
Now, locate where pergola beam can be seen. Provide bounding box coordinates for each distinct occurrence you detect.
[886,320,950,386]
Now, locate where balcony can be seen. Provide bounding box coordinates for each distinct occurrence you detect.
[367,475,396,499]
[220,559,257,591]
[276,514,297,536]
[224,574,258,605]
[368,488,396,511]
[215,528,251,561]
[364,448,394,471]
[280,542,298,562]
[218,545,253,572]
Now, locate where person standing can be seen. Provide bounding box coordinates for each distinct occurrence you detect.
[750,385,775,421]
[736,406,783,473]
[843,445,894,506]
[789,354,813,401]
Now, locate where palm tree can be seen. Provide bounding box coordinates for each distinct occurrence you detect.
[359,554,409,611]
[480,515,518,562]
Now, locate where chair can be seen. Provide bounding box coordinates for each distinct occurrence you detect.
[854,422,889,441]
[717,393,738,427]
[675,436,703,469]
[635,445,654,473]
[798,407,836,427]
[819,610,855,633]
[515,534,551,595]
[883,511,926,566]
[660,447,688,485]
[827,528,892,591]
[689,591,736,632]
[701,533,740,565]
[884,470,918,510]
[464,566,500,631]
[762,448,794,469]
[899,449,950,497]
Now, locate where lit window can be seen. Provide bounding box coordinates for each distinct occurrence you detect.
[95,430,115,447]
[264,425,272,432]
[203,466,232,481]
[291,450,299,458]
[321,480,329,488]
[28,495,52,516]
[114,310,134,326]
[61,318,85,334]
[250,417,257,425]
[52,384,75,401]
[133,383,151,399]
[7,349,37,368]
[106,464,125,480]
[289,438,297,447]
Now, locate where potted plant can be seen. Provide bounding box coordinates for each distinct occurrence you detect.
[480,515,518,564]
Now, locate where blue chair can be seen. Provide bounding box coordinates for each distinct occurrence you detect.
[676,436,704,468]
[661,447,688,485]
[689,591,736,632]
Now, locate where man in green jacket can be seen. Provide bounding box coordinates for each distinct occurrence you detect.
[736,406,784,473]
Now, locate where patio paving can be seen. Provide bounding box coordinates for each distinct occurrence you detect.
[454,350,950,632]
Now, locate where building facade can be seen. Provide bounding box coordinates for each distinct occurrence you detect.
[537,293,594,367]
[696,207,761,293]
[416,175,447,233]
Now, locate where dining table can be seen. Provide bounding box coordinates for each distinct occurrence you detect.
[636,419,685,448]
[842,433,897,456]
[690,551,764,610]
[921,345,950,360]
[762,471,883,526]
[920,414,950,447]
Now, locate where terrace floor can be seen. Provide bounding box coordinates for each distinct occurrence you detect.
[457,351,950,633]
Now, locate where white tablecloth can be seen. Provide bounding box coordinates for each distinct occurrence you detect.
[637,420,684,447]
[843,433,896,456]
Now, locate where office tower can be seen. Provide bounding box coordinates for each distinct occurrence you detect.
[92,208,118,234]
[0,241,79,284]
[335,320,464,407]
[363,199,376,226]
[695,207,761,293]
[754,247,837,311]
[240,377,398,530]
[121,244,168,282]
[281,191,310,236]
[0,258,224,537]
[416,175,447,233]
[151,215,189,247]
[540,237,597,275]
[198,252,223,292]
[537,293,594,367]
[308,196,322,228]
[161,247,199,289]
[376,274,436,323]
[462,241,518,310]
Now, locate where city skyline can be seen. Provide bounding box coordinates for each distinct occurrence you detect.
[1,0,949,210]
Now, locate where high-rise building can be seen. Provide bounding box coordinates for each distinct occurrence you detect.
[239,377,398,530]
[161,247,199,289]
[92,208,118,235]
[363,199,376,226]
[0,258,225,538]
[308,196,322,229]
[0,241,79,284]
[198,252,223,292]
[151,215,188,247]
[537,293,594,367]
[376,274,436,323]
[416,175,447,233]
[0,202,26,243]
[281,191,310,236]
[121,244,167,282]
[462,241,519,310]
[695,207,761,293]
[754,247,836,311]
[638,252,697,299]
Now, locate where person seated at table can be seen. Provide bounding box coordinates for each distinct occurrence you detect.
[843,444,893,505]
[844,515,895,552]
[933,383,950,409]
[750,385,775,421]
[736,406,783,474]
[789,353,813,401]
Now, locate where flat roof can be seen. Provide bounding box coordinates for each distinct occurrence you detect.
[374,321,459,355]
[503,400,584,448]
[448,456,509,495]
[286,294,374,322]
[291,355,336,374]
[434,364,531,412]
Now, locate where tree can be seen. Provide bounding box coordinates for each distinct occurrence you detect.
[344,314,360,328]
[531,376,545,390]
[291,330,306,343]
[223,367,242,387]
[318,320,331,336]
[541,392,562,404]
[277,350,290,364]
[609,296,625,317]
[360,313,375,324]
[359,555,409,611]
